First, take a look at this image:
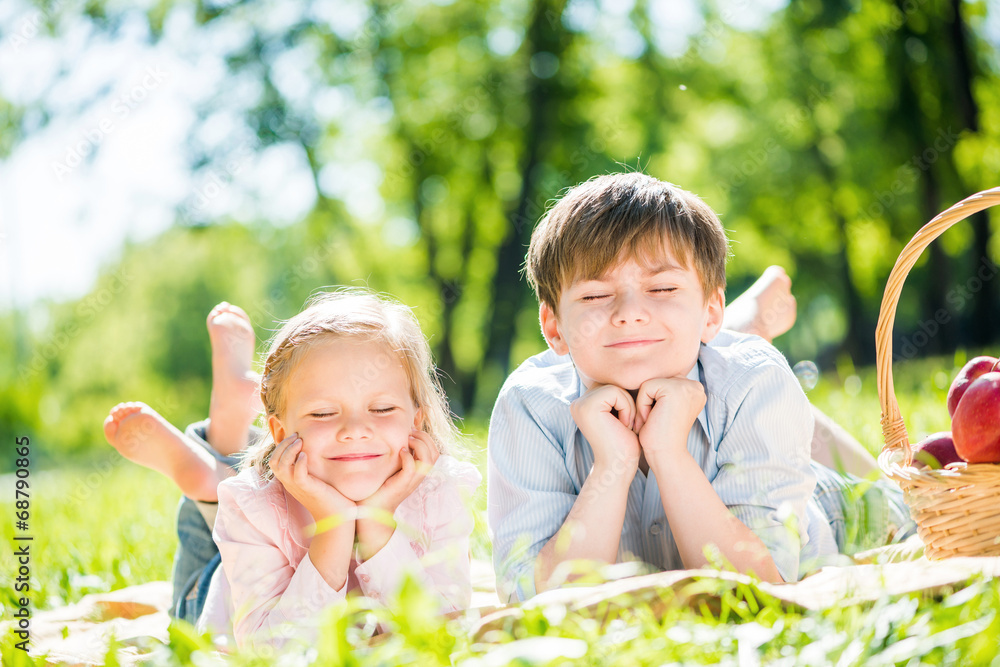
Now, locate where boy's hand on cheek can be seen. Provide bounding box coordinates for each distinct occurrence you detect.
[571,384,640,472]
[634,377,706,465]
[271,434,356,523]
[356,430,439,560]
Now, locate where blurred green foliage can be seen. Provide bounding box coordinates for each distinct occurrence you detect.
[2,0,999,462]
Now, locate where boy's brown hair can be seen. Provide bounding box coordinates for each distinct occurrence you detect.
[525,172,730,313]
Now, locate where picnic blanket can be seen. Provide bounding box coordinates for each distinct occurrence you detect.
[11,552,1000,665]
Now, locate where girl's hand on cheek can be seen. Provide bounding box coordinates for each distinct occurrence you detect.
[359,430,439,515]
[271,434,356,523]
[356,430,439,561]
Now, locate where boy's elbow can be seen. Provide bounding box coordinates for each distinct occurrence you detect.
[754,554,790,584]
[494,559,539,603]
[533,545,556,596]
[533,564,548,596]
[757,567,786,585]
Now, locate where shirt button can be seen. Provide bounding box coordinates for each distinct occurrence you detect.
[650,523,662,535]
[361,574,371,583]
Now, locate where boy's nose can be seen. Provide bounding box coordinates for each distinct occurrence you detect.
[612,292,649,325]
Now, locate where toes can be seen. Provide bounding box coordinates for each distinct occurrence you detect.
[103,414,119,441]
[763,265,787,278]
[207,302,252,329]
[208,312,254,342]
[220,302,251,323]
[110,403,132,420]
[207,310,227,329]
[762,265,792,288]
[122,403,144,417]
[207,302,231,326]
[109,402,148,426]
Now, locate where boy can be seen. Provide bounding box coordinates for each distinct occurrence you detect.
[487,172,912,602]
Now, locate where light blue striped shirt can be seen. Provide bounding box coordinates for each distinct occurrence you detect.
[487,329,838,602]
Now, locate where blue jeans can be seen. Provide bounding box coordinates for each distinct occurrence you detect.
[170,420,255,622]
[811,462,917,555]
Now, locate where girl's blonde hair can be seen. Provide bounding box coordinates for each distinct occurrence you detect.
[243,288,461,479]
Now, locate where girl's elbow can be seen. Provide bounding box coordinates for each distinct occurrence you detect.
[235,622,297,652]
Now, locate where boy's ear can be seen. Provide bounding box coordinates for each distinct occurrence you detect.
[539,302,570,355]
[268,414,286,445]
[701,287,725,344]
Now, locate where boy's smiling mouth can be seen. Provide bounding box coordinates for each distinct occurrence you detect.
[605,338,663,348]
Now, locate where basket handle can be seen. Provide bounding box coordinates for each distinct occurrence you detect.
[876,187,1000,468]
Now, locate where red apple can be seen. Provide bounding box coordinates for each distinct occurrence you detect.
[911,432,963,469]
[947,356,999,417]
[952,372,1000,463]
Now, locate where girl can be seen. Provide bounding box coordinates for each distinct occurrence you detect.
[198,289,481,648]
[106,289,481,649]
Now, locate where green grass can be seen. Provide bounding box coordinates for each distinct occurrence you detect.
[2,353,998,665]
[0,458,180,613]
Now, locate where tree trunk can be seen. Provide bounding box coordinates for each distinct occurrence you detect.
[480,0,567,389]
[891,2,955,355]
[946,0,996,347]
[812,147,869,363]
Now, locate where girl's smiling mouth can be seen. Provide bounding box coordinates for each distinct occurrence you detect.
[329,453,383,461]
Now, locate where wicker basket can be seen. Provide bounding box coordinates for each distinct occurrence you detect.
[876,186,1000,560]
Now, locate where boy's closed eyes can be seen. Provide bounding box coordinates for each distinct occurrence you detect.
[577,286,678,302]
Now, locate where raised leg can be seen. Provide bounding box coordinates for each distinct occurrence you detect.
[103,402,231,501]
[810,405,881,478]
[724,265,797,343]
[206,302,263,456]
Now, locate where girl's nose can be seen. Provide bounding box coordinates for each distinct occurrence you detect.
[337,413,373,440]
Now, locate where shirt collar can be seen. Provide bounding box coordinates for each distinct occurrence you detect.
[688,356,710,439]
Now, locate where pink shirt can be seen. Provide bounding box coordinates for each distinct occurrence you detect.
[198,455,481,649]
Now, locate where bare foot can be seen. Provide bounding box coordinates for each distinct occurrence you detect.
[206,302,262,456]
[103,402,230,501]
[723,265,797,342]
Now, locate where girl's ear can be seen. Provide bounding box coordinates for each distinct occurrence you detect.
[412,407,423,430]
[539,303,569,356]
[701,287,725,344]
[268,414,286,444]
